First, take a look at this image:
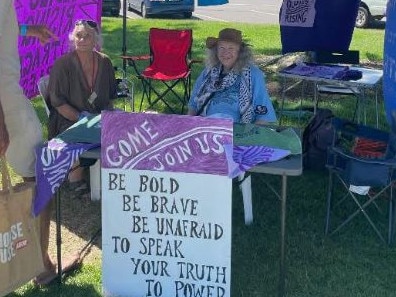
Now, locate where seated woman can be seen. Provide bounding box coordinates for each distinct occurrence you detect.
[47,19,116,198]
[188,28,276,124]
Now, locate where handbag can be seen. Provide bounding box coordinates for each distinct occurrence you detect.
[0,158,44,296]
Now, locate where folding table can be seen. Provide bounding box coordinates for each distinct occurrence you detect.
[52,123,302,297]
[278,64,383,127]
[239,130,302,297]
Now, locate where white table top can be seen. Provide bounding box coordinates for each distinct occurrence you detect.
[278,64,383,88]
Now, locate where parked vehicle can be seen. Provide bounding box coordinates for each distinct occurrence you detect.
[355,0,387,28]
[127,0,194,18]
[102,0,121,16]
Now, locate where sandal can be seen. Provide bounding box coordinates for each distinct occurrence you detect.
[33,253,81,286]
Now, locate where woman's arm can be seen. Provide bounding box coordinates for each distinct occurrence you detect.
[251,66,277,124]
[55,104,81,122]
[187,69,207,116]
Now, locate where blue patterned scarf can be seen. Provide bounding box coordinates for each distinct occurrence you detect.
[195,65,254,123]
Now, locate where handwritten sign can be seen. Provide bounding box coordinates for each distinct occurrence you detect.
[279,0,360,53]
[279,0,316,28]
[101,112,233,297]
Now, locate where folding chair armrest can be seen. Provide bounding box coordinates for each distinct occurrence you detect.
[331,147,396,167]
[121,54,151,61]
[189,59,203,65]
[332,117,389,141]
[121,54,151,77]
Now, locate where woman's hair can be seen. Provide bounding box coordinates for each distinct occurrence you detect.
[69,22,103,50]
[205,42,254,72]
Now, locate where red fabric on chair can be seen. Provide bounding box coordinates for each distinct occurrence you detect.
[143,28,192,80]
[123,28,195,113]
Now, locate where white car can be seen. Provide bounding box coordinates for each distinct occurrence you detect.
[355,0,387,28]
[127,0,194,18]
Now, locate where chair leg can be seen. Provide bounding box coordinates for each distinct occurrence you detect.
[138,77,150,111]
[328,173,391,244]
[144,79,189,113]
[325,169,334,235]
[335,178,386,243]
[388,185,395,245]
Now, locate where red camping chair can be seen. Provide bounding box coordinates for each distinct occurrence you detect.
[122,28,196,113]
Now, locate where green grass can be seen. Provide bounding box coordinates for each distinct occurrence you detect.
[10,17,395,297]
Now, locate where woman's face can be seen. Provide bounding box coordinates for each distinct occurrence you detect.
[73,25,96,52]
[217,40,240,71]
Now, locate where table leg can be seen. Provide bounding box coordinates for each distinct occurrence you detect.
[56,189,62,283]
[238,173,253,225]
[279,76,286,126]
[278,174,287,297]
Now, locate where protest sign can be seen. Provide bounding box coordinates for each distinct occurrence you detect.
[101,111,233,297]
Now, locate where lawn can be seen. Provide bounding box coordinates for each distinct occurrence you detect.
[9,17,396,297]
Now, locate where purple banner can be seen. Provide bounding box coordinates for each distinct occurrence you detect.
[224,145,291,178]
[34,141,98,216]
[101,112,233,175]
[15,0,102,99]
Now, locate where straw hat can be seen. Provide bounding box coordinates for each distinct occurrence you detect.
[206,28,243,49]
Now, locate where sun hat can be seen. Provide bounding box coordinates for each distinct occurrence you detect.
[206,28,243,48]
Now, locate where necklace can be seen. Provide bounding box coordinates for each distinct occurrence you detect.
[78,52,96,94]
[89,53,96,93]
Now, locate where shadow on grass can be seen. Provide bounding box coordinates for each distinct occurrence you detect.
[9,263,102,297]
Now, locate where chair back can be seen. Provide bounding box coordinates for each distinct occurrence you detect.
[37,75,51,116]
[148,28,192,78]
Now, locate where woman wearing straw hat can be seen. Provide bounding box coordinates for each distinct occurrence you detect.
[188,28,276,124]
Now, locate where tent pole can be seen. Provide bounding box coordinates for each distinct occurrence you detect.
[122,0,127,73]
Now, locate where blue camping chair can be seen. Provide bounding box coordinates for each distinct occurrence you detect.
[325,117,396,245]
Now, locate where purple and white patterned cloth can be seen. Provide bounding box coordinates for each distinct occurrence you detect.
[33,112,297,215]
[224,144,291,178]
[33,140,98,216]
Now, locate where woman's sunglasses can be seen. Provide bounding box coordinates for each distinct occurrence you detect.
[75,20,98,30]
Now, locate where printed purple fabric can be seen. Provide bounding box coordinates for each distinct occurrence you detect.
[224,144,291,178]
[33,140,99,216]
[15,0,102,99]
[281,63,349,80]
[34,111,296,214]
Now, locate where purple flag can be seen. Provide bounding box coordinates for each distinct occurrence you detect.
[15,0,102,99]
[224,144,291,178]
[34,141,98,216]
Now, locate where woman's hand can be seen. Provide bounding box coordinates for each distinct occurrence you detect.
[27,25,58,45]
[78,111,93,121]
[254,119,268,126]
